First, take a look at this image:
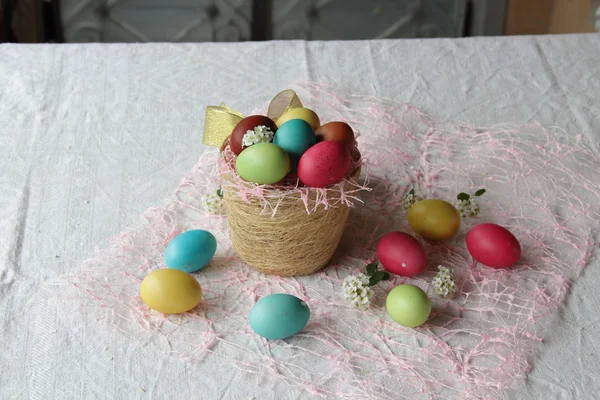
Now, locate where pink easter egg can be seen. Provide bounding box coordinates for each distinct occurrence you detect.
[466,223,521,269]
[297,141,351,188]
[377,232,428,277]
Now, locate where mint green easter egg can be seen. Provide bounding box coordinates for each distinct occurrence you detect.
[249,294,310,340]
[235,142,290,184]
[386,284,431,328]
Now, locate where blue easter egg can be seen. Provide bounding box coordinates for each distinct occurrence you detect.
[164,230,217,273]
[273,119,316,172]
[249,294,310,340]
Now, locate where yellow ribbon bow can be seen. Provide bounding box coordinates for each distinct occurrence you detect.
[202,89,303,148]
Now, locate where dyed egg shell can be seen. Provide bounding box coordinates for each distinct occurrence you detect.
[273,119,316,172]
[297,141,351,188]
[386,284,431,328]
[377,232,427,277]
[230,115,277,155]
[235,142,290,184]
[140,269,202,314]
[276,107,320,131]
[249,293,310,340]
[315,121,355,152]
[164,229,217,273]
[466,223,521,269]
[408,199,461,241]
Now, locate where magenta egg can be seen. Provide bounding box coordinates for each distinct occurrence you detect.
[377,232,427,277]
[466,223,521,269]
[297,141,351,188]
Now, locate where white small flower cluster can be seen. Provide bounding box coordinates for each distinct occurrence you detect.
[456,198,480,217]
[432,265,456,297]
[342,273,374,309]
[241,125,274,148]
[402,191,422,210]
[202,192,224,214]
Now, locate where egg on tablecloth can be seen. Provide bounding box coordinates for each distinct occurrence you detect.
[408,199,461,241]
[140,269,202,314]
[164,229,217,273]
[377,231,427,277]
[249,294,310,340]
[466,223,521,269]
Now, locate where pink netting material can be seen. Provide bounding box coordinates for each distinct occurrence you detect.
[55,83,600,399]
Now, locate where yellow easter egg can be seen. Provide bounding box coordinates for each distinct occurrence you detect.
[408,199,461,241]
[276,107,320,131]
[140,269,202,314]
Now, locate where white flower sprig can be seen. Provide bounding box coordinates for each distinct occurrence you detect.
[432,265,457,298]
[456,189,486,218]
[241,125,274,148]
[342,262,390,309]
[342,274,373,309]
[402,188,422,210]
[202,188,225,214]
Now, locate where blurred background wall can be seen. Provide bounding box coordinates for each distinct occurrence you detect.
[0,0,598,43]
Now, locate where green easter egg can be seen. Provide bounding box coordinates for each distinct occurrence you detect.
[235,142,290,184]
[386,284,431,328]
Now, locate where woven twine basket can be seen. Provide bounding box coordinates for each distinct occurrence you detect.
[219,139,361,276]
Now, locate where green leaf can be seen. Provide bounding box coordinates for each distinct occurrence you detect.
[474,189,486,197]
[457,192,470,201]
[369,271,386,286]
[409,188,415,195]
[381,272,391,281]
[216,188,223,198]
[366,262,378,276]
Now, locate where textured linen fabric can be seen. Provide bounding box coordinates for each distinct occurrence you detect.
[0,35,599,399]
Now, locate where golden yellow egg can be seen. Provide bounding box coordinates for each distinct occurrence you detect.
[140,269,202,314]
[408,199,461,241]
[276,107,320,131]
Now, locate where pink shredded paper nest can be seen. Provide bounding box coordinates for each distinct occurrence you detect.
[218,144,368,216]
[54,82,600,399]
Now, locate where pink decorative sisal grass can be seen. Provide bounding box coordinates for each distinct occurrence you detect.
[53,82,600,399]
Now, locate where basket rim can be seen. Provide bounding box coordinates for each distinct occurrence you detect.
[218,136,362,193]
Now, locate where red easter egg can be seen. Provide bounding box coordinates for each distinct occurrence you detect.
[297,141,351,188]
[230,115,277,155]
[466,223,521,269]
[377,232,427,277]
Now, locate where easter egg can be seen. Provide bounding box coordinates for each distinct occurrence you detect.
[466,223,521,269]
[140,269,202,314]
[377,232,427,277]
[230,115,277,155]
[315,121,355,152]
[164,229,217,273]
[276,107,320,131]
[235,142,290,184]
[249,293,310,340]
[408,199,461,241]
[297,141,351,188]
[386,284,431,328]
[273,119,316,172]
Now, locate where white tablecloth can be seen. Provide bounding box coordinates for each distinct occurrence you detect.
[1,35,599,399]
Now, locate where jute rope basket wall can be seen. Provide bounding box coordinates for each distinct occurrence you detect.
[219,139,363,276]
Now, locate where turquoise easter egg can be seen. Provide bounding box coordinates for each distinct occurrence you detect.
[164,230,217,273]
[273,119,316,172]
[235,142,290,184]
[249,294,310,340]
